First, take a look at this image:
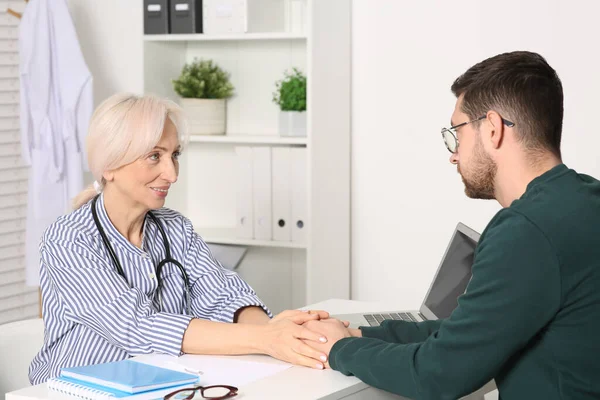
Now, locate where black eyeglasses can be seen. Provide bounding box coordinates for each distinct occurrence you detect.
[441,115,515,153]
[164,385,238,400]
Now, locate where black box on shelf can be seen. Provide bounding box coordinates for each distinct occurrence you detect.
[170,0,203,34]
[144,0,170,34]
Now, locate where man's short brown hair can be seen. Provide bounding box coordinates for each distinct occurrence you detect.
[451,51,563,159]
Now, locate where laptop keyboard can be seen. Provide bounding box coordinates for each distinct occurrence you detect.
[363,312,427,326]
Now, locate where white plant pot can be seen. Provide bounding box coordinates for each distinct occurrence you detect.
[180,98,227,135]
[279,111,307,137]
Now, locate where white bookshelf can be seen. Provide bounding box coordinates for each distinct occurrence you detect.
[144,33,307,42]
[199,227,307,249]
[143,0,350,311]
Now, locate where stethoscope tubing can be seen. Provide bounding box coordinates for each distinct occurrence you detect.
[91,195,191,314]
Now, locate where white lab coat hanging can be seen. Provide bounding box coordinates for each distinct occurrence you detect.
[19,0,93,286]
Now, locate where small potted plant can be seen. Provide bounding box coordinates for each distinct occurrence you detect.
[272,68,306,137]
[172,58,234,135]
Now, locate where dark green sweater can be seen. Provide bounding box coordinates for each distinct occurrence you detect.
[329,164,600,399]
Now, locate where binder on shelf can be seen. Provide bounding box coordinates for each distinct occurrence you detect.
[202,0,246,34]
[144,0,170,34]
[286,0,307,34]
[170,0,203,34]
[271,147,292,242]
[235,146,254,239]
[290,147,307,244]
[252,147,272,240]
[203,0,285,34]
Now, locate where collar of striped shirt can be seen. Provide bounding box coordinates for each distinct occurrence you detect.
[95,193,152,256]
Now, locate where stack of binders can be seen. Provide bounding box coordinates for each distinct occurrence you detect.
[144,0,288,35]
[235,146,306,245]
[144,0,203,34]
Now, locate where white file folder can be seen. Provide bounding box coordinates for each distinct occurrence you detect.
[271,147,292,241]
[252,147,272,240]
[235,146,254,239]
[290,147,307,244]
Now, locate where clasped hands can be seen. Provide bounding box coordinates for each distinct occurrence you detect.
[262,309,360,370]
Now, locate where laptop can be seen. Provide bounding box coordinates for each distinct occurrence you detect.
[335,222,480,328]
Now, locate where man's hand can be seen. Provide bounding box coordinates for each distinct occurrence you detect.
[302,319,361,367]
[254,309,332,369]
[259,313,330,369]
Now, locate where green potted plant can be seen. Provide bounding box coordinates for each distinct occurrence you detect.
[272,68,306,137]
[172,58,234,135]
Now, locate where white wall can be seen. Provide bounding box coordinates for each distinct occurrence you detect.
[67,0,144,105]
[66,0,143,184]
[351,0,600,307]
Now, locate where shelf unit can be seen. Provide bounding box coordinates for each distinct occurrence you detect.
[199,227,307,249]
[144,33,307,42]
[142,0,350,312]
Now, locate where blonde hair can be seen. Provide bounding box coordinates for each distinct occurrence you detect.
[73,93,188,209]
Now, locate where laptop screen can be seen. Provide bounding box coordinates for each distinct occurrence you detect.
[422,228,478,319]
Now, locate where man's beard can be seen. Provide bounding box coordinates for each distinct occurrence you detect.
[458,138,497,200]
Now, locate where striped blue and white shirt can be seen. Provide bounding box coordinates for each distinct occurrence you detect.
[29,194,270,384]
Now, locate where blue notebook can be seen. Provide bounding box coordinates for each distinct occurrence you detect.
[47,376,194,400]
[59,360,199,394]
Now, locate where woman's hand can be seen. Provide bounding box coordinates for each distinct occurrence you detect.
[273,309,330,324]
[258,309,331,369]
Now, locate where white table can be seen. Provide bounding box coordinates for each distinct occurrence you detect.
[6,299,492,400]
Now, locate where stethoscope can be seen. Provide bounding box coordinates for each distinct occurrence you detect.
[91,195,191,314]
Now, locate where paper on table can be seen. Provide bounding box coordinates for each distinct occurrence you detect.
[176,354,292,387]
[133,354,292,388]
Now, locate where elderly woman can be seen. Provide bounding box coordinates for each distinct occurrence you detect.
[29,93,331,384]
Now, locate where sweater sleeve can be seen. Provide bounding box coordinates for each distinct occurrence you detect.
[329,210,561,400]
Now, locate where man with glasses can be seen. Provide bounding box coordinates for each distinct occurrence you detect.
[304,51,600,399]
